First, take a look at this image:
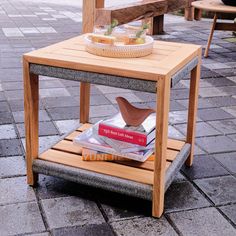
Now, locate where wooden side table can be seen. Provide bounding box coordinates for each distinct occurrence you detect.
[192,0,236,57]
[23,35,201,218]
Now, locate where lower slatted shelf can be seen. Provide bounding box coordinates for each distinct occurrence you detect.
[34,123,191,200]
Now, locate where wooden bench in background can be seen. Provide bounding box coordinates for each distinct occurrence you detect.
[84,0,198,36]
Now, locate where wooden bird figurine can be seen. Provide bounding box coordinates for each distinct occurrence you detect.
[116,97,155,126]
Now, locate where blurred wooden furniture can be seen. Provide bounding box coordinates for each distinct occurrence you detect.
[192,0,236,57]
[90,0,198,35]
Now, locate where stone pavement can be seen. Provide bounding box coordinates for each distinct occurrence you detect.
[0,0,236,235]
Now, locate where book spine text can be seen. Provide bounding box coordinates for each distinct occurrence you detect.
[98,123,147,146]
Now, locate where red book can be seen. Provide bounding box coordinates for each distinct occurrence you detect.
[98,112,156,146]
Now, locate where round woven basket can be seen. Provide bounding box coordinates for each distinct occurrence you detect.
[84,35,154,58]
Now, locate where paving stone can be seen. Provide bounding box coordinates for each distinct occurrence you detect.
[36,175,92,200]
[0,156,25,178]
[4,89,23,100]
[228,133,236,142]
[68,85,102,96]
[111,217,177,236]
[0,124,17,139]
[47,106,79,120]
[8,99,44,111]
[0,138,22,157]
[37,26,57,33]
[171,89,190,100]
[42,96,78,109]
[201,69,222,78]
[213,152,236,175]
[97,85,132,94]
[206,96,236,107]
[40,88,70,98]
[55,119,79,134]
[133,91,156,102]
[0,176,36,204]
[203,62,231,70]
[219,204,236,225]
[196,135,236,154]
[41,196,105,229]
[1,81,23,90]
[104,92,142,104]
[17,121,58,137]
[28,233,50,236]
[0,111,13,124]
[175,122,221,137]
[204,77,235,87]
[0,92,6,101]
[13,110,50,123]
[0,202,45,235]
[20,27,40,34]
[168,125,185,139]
[167,207,236,236]
[21,135,60,153]
[194,176,236,205]
[220,86,236,96]
[89,94,111,106]
[100,191,152,222]
[52,223,114,236]
[222,106,236,117]
[215,68,236,77]
[178,98,214,109]
[2,27,24,37]
[194,144,206,155]
[40,79,65,89]
[208,119,236,135]
[169,100,186,111]
[182,155,229,180]
[173,172,187,183]
[197,108,234,121]
[164,181,210,212]
[199,87,227,98]
[90,104,118,118]
[169,110,201,125]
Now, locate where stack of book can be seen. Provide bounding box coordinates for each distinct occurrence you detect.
[73,112,156,162]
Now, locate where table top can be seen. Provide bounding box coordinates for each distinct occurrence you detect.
[192,0,236,13]
[24,34,201,81]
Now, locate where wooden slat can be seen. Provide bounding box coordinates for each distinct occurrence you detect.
[114,160,171,171]
[65,130,81,141]
[95,0,167,26]
[52,139,179,162]
[39,149,154,185]
[167,139,185,151]
[51,48,168,66]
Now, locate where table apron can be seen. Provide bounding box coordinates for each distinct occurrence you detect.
[29,57,198,93]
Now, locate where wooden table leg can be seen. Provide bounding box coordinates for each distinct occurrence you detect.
[204,14,217,58]
[150,15,164,35]
[185,52,201,167]
[80,82,90,123]
[152,76,171,218]
[23,58,39,186]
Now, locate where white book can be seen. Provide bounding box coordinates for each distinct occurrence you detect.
[73,123,154,162]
